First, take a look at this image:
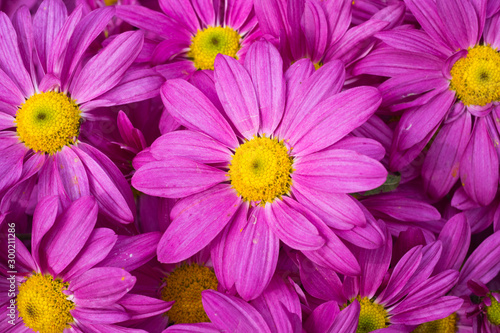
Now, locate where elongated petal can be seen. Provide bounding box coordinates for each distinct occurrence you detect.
[436,0,478,49]
[56,146,90,201]
[150,131,232,164]
[390,296,463,325]
[290,87,382,156]
[33,0,67,71]
[132,159,227,198]
[164,323,220,333]
[161,79,238,148]
[202,290,272,333]
[215,54,259,140]
[44,196,98,276]
[293,149,387,193]
[158,185,241,263]
[159,0,199,31]
[234,207,279,301]
[62,228,117,281]
[298,255,345,302]
[71,31,144,103]
[71,267,136,308]
[304,301,338,333]
[118,294,173,320]
[460,116,499,206]
[422,111,471,200]
[12,6,34,77]
[361,194,441,222]
[328,300,359,333]
[436,213,470,273]
[302,0,328,61]
[72,307,129,324]
[244,40,285,135]
[0,12,33,97]
[31,195,59,271]
[265,199,324,250]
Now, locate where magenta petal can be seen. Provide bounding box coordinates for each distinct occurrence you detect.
[71,306,130,324]
[302,0,328,62]
[73,144,135,224]
[31,195,59,271]
[335,215,386,250]
[71,31,144,103]
[226,0,253,30]
[12,5,34,77]
[361,194,441,222]
[118,294,173,320]
[44,196,98,276]
[265,199,324,251]
[164,323,220,333]
[390,296,463,325]
[0,12,33,97]
[150,131,232,164]
[214,54,259,140]
[453,230,500,295]
[436,213,471,274]
[159,0,199,32]
[331,137,385,162]
[403,0,450,48]
[158,185,241,263]
[161,79,238,148]
[97,232,161,272]
[234,207,279,301]
[293,148,387,193]
[436,0,478,49]
[460,116,499,206]
[202,290,272,333]
[377,246,422,306]
[62,228,117,282]
[37,156,70,207]
[132,159,227,198]
[422,110,471,200]
[56,147,90,201]
[61,7,115,89]
[71,267,136,307]
[304,301,339,333]
[33,0,67,71]
[298,255,345,303]
[0,68,25,108]
[293,183,366,230]
[328,300,360,333]
[291,86,382,156]
[244,40,285,135]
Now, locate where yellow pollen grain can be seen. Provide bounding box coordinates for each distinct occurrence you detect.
[188,26,241,70]
[15,91,81,154]
[17,273,75,333]
[412,313,457,333]
[486,295,500,326]
[160,263,218,324]
[228,135,294,205]
[346,296,389,333]
[450,45,500,106]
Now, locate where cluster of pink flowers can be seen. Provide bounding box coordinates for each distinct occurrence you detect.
[1,0,500,332]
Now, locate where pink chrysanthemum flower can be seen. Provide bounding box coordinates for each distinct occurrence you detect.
[116,0,261,77]
[132,40,388,300]
[0,0,164,225]
[354,0,500,206]
[0,195,171,332]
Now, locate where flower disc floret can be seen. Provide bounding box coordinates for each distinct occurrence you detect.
[347,296,388,333]
[189,26,241,70]
[17,273,75,333]
[412,313,457,333]
[160,264,218,324]
[486,295,500,325]
[450,45,500,106]
[229,136,294,205]
[15,91,81,154]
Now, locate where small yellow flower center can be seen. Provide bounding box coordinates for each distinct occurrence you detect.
[160,263,218,324]
[486,295,500,326]
[228,136,294,205]
[15,91,81,154]
[314,61,323,70]
[412,313,458,333]
[349,296,389,333]
[450,45,500,106]
[189,26,241,70]
[17,273,75,333]
[104,0,118,5]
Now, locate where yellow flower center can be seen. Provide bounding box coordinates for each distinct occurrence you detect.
[104,0,118,5]
[314,61,323,70]
[15,91,81,154]
[17,273,75,333]
[450,45,500,106]
[188,26,241,70]
[349,296,389,333]
[412,313,458,333]
[160,263,218,324]
[486,295,500,326]
[228,135,294,205]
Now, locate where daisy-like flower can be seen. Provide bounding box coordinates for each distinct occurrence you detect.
[132,40,387,300]
[298,226,464,332]
[115,0,261,77]
[0,195,171,332]
[163,274,302,333]
[254,0,402,70]
[0,0,164,225]
[354,0,500,206]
